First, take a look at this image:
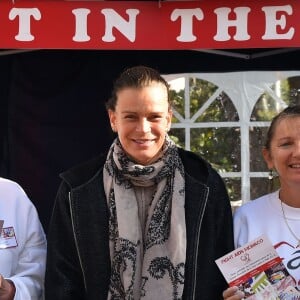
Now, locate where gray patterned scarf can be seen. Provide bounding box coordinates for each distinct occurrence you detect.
[103,136,186,300]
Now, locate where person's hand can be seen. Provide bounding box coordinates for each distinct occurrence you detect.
[223,286,245,300]
[0,274,16,300]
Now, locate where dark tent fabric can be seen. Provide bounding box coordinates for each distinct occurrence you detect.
[2,48,300,232]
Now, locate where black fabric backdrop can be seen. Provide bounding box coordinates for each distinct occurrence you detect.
[1,49,300,232]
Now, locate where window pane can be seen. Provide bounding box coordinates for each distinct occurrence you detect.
[251,96,285,121]
[196,92,239,122]
[250,76,300,121]
[287,76,300,105]
[249,127,268,172]
[189,78,218,117]
[271,76,300,105]
[170,85,185,119]
[190,128,241,172]
[169,128,185,149]
[224,177,241,203]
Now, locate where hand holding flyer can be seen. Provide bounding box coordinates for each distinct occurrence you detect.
[215,235,300,299]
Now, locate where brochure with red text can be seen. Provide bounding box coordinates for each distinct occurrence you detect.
[215,235,300,299]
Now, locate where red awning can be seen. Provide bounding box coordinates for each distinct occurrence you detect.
[1,0,299,49]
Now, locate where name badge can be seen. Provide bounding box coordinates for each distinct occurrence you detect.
[0,226,18,249]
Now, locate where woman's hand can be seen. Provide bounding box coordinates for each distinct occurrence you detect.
[223,286,245,300]
[0,275,16,300]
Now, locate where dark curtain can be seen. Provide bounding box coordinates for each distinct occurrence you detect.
[1,48,300,232]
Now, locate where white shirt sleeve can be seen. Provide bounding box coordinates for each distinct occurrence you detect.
[0,178,47,300]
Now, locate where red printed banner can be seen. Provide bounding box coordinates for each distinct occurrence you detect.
[1,0,300,49]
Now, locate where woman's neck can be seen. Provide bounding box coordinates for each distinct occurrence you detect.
[279,186,300,208]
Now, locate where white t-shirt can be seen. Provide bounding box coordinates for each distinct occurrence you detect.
[234,190,300,288]
[0,178,46,300]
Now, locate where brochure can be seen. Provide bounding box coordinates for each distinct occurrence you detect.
[215,235,300,299]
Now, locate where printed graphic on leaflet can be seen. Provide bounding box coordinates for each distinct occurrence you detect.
[0,226,18,249]
[215,235,300,299]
